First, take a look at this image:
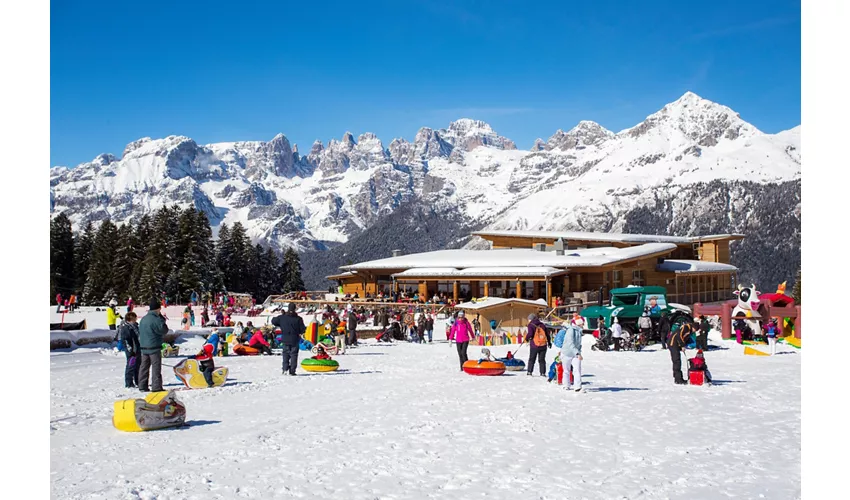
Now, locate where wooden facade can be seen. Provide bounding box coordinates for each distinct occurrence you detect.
[330,233,742,307]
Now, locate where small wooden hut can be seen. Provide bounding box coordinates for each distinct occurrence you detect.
[455,297,548,341]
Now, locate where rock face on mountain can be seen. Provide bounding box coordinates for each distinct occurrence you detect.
[50,92,801,288]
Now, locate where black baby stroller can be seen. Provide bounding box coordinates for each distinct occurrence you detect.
[591,326,612,351]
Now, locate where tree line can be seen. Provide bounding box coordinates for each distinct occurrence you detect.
[49,205,305,306]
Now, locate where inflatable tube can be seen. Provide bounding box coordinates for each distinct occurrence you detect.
[301,358,340,372]
[497,358,526,371]
[233,344,260,356]
[462,360,505,376]
[113,390,186,432]
[173,359,228,389]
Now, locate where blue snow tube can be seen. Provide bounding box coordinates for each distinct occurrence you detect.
[299,339,314,351]
[498,357,526,371]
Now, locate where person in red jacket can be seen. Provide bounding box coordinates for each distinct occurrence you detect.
[687,349,713,384]
[248,329,272,355]
[195,343,216,387]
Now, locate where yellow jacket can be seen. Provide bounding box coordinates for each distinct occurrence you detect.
[107,306,120,326]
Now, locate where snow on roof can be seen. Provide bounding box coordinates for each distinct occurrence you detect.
[473,229,744,244]
[455,297,548,311]
[326,271,357,279]
[656,259,738,273]
[343,243,677,271]
[393,267,568,278]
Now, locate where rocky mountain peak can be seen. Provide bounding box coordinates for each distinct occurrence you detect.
[531,138,546,151]
[341,132,356,148]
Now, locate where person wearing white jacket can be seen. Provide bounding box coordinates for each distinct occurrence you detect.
[611,317,623,351]
[560,324,584,392]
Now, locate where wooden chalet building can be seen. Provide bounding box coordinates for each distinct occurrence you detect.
[327,230,743,307]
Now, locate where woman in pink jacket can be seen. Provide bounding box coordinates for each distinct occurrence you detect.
[450,311,475,371]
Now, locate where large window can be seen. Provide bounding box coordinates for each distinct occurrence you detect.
[612,294,639,306]
[632,270,645,286]
[612,270,622,287]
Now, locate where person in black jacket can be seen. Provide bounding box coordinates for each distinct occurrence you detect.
[658,312,671,350]
[669,322,692,384]
[272,303,306,376]
[118,312,141,388]
[697,315,711,351]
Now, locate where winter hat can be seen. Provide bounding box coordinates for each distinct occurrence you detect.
[528,313,536,321]
[203,344,214,355]
[457,310,465,317]
[613,317,619,324]
[109,299,118,306]
[149,298,161,310]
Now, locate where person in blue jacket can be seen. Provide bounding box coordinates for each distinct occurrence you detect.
[559,323,583,392]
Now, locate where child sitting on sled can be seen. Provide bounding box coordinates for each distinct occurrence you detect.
[314,344,331,360]
[194,343,216,387]
[687,349,713,385]
[477,348,494,363]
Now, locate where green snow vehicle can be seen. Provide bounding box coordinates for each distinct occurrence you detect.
[579,286,693,339]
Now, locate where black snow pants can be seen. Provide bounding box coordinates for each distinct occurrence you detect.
[456,341,469,370]
[124,351,139,388]
[528,345,547,376]
[670,348,685,383]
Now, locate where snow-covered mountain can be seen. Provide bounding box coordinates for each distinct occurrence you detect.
[51,92,801,279]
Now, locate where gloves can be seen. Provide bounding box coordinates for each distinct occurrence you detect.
[128,356,136,367]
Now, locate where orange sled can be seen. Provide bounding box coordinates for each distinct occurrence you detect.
[233,344,260,356]
[462,360,506,376]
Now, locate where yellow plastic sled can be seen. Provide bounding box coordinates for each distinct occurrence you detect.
[173,359,228,389]
[113,390,186,432]
[743,346,770,356]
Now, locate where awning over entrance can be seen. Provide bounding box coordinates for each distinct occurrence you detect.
[392,267,568,280]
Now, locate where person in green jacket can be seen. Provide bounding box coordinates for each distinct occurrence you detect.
[138,298,169,392]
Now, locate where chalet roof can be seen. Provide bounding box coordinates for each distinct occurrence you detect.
[473,229,745,245]
[392,267,569,279]
[455,297,548,311]
[342,243,677,271]
[326,271,357,280]
[656,259,738,274]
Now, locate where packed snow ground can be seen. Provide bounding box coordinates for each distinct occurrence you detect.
[51,307,800,500]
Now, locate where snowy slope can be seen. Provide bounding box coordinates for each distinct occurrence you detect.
[50,92,801,254]
[50,307,801,500]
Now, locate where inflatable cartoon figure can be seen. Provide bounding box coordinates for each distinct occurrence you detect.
[732,284,762,335]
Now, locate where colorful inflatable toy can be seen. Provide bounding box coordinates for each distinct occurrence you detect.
[232,344,260,356]
[301,358,340,372]
[462,360,506,376]
[113,390,186,432]
[173,359,229,389]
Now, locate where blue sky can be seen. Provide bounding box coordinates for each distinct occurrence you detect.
[51,0,801,167]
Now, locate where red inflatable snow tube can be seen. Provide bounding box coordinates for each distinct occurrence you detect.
[462,360,506,376]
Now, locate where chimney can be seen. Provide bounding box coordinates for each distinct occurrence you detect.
[554,238,565,256]
[534,243,547,252]
[392,249,402,257]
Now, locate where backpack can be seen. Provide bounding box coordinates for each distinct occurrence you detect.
[554,328,567,349]
[533,324,548,347]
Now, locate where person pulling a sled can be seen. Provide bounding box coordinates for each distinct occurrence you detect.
[526,313,551,377]
[669,321,692,385]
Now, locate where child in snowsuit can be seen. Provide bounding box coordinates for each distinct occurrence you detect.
[195,343,216,387]
[766,319,778,355]
[118,312,141,388]
[687,349,712,385]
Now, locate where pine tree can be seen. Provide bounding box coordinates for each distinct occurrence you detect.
[50,213,75,300]
[258,246,281,300]
[176,207,203,302]
[282,247,305,292]
[73,221,95,297]
[111,224,138,300]
[792,268,801,304]
[229,222,250,292]
[215,223,233,292]
[83,219,118,303]
[136,254,160,304]
[129,215,152,300]
[194,210,216,296]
